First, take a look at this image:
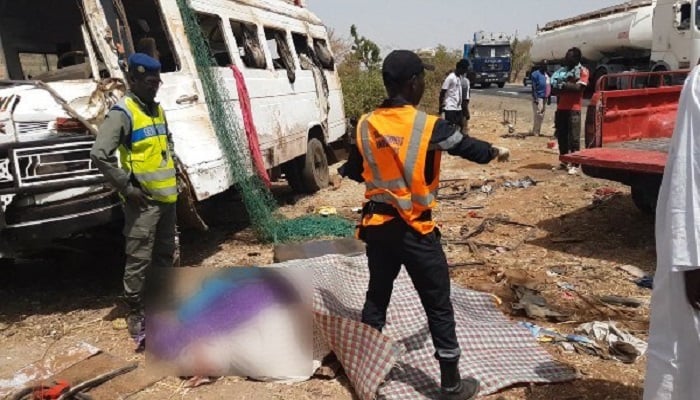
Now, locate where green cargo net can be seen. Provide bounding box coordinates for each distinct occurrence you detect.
[175,0,353,242]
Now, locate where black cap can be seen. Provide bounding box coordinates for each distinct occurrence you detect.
[382,50,435,85]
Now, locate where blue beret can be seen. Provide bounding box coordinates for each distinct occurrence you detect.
[128,53,161,73]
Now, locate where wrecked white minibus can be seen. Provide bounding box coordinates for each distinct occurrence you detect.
[0,0,346,257]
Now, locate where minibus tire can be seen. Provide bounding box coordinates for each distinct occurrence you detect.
[301,138,329,193]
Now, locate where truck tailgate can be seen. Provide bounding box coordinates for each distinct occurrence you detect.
[560,147,667,174]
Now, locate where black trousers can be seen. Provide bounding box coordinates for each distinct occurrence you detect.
[555,110,581,156]
[444,110,463,130]
[360,219,461,362]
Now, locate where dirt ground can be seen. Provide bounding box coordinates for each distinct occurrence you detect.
[0,92,654,400]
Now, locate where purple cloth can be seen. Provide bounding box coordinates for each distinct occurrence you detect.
[148,280,285,360]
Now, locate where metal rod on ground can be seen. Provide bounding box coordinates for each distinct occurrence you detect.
[56,363,138,400]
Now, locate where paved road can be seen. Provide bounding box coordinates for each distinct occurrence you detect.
[472,83,532,99]
[473,83,591,108]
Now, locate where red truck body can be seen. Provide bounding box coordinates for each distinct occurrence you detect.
[559,70,689,213]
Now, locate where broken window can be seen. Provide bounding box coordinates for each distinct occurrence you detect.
[292,32,311,70]
[264,27,296,82]
[108,0,180,72]
[312,38,334,71]
[195,13,231,67]
[0,0,100,81]
[265,28,293,70]
[229,20,266,69]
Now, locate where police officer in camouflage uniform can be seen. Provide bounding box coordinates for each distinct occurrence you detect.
[90,53,178,342]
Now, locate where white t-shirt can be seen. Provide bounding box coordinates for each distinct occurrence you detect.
[441,72,462,111]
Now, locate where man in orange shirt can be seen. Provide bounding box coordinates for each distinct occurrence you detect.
[551,47,589,175]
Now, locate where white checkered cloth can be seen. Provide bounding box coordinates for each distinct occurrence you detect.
[282,254,576,399]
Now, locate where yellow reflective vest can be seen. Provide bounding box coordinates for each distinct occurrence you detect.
[114,96,178,204]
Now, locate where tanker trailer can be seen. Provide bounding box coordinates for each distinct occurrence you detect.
[531,0,700,92]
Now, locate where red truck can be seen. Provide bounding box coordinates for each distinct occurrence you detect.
[560,70,689,214]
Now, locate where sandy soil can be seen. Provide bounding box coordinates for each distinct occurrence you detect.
[0,92,653,400]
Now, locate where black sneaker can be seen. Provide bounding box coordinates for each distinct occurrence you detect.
[440,377,480,400]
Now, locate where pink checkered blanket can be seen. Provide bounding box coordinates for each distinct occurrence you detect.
[292,254,577,399]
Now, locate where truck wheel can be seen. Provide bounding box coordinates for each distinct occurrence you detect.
[498,82,505,88]
[301,138,329,193]
[282,159,305,193]
[482,83,491,89]
[631,183,660,215]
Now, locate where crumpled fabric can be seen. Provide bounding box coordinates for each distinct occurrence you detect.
[576,321,647,363]
[644,65,700,400]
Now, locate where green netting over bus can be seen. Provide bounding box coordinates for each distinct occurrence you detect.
[175,0,353,242]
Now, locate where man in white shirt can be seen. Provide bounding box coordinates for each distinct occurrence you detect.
[643,64,700,400]
[440,60,470,131]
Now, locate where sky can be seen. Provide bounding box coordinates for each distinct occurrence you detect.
[305,0,624,53]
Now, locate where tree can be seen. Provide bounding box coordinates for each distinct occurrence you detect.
[336,25,384,121]
[510,36,533,82]
[327,28,351,64]
[350,24,381,70]
[419,45,461,114]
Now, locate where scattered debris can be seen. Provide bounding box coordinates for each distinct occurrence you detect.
[599,295,644,308]
[481,185,493,195]
[550,237,584,244]
[557,282,575,291]
[617,264,647,279]
[449,261,487,269]
[313,354,344,380]
[503,109,517,133]
[590,187,622,208]
[460,216,535,239]
[520,322,602,357]
[501,133,528,139]
[512,285,570,322]
[182,376,220,388]
[112,319,127,330]
[635,276,654,289]
[317,207,337,217]
[0,342,101,398]
[576,321,648,364]
[503,177,537,189]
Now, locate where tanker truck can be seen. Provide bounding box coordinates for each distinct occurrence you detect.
[531,0,700,93]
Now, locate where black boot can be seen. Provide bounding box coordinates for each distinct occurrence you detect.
[439,360,480,400]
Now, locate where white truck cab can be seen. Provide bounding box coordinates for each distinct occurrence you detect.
[0,0,346,258]
[651,0,700,71]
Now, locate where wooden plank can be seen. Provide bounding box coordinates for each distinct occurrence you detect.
[55,353,162,400]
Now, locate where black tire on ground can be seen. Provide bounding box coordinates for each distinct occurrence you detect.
[301,138,330,193]
[481,82,491,89]
[631,183,660,215]
[498,82,505,88]
[282,158,305,193]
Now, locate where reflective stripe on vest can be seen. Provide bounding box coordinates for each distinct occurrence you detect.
[115,96,178,204]
[356,105,442,234]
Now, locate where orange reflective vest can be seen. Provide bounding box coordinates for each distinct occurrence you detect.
[356,105,441,235]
